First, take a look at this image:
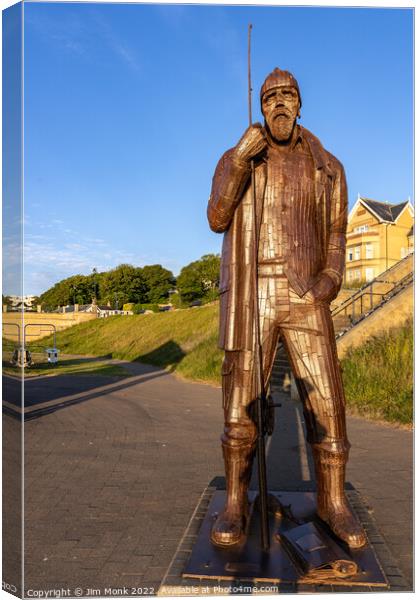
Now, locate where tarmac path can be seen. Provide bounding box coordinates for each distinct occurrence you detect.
[3,358,413,594]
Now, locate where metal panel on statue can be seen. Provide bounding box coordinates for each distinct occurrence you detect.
[183,491,388,587]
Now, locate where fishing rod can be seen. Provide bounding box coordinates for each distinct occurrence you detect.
[248,23,270,552]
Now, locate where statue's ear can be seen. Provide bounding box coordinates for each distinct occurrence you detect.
[297,108,301,119]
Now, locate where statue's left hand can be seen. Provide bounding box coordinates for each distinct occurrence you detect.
[305,273,337,303]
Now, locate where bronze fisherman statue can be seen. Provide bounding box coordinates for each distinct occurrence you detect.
[207,68,367,550]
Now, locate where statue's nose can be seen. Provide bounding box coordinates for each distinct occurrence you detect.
[274,91,285,103]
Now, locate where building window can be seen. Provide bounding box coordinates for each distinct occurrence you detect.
[401,247,408,259]
[348,269,361,282]
[354,246,361,260]
[365,243,373,259]
[348,249,353,261]
[354,225,369,233]
[365,268,374,281]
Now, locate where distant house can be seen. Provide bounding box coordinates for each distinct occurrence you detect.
[84,303,133,318]
[60,302,133,318]
[8,295,37,311]
[345,196,414,285]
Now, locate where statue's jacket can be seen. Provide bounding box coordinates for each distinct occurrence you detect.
[207,125,348,351]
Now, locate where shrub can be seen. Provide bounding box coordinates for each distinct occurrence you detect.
[133,303,160,314]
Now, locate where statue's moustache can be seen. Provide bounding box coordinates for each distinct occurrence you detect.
[272,109,292,120]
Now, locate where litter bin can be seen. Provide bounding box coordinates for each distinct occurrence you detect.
[45,348,60,364]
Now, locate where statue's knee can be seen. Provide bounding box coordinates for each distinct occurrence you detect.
[311,439,351,463]
[222,421,257,449]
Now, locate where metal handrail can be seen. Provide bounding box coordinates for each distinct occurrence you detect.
[333,254,413,315]
[334,272,413,337]
[332,271,413,319]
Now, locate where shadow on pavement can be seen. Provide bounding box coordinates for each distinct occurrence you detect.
[134,340,186,372]
[3,341,186,422]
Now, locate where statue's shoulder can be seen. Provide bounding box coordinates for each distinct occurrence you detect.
[215,147,236,172]
[223,147,237,160]
[324,149,345,176]
[300,126,345,176]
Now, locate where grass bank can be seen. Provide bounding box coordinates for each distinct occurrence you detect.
[2,355,131,379]
[341,322,413,425]
[37,303,223,385]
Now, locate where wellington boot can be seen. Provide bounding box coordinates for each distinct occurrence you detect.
[211,440,254,547]
[313,448,367,549]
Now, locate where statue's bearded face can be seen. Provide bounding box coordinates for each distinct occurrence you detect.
[262,86,300,143]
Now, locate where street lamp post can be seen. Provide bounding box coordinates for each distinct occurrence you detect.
[92,268,98,302]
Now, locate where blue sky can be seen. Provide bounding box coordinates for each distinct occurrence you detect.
[19,3,413,295]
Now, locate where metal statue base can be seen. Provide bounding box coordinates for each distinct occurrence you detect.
[181,491,388,588]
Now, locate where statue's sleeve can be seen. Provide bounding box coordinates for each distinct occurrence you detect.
[323,161,348,290]
[207,148,251,233]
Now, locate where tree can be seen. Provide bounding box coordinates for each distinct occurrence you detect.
[199,254,221,301]
[99,264,148,308]
[141,264,176,304]
[169,291,185,309]
[2,295,13,308]
[90,267,99,301]
[176,254,220,303]
[40,274,96,310]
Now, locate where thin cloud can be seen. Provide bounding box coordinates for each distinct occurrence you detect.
[90,8,141,72]
[5,218,180,294]
[20,218,153,294]
[26,7,140,71]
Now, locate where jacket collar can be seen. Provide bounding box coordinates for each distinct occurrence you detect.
[298,125,334,176]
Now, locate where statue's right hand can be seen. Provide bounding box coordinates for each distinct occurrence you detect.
[234,123,267,163]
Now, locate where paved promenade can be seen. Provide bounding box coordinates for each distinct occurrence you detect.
[4,358,412,594]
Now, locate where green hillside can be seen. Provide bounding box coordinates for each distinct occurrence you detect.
[37,306,412,424]
[39,303,224,385]
[341,321,413,425]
